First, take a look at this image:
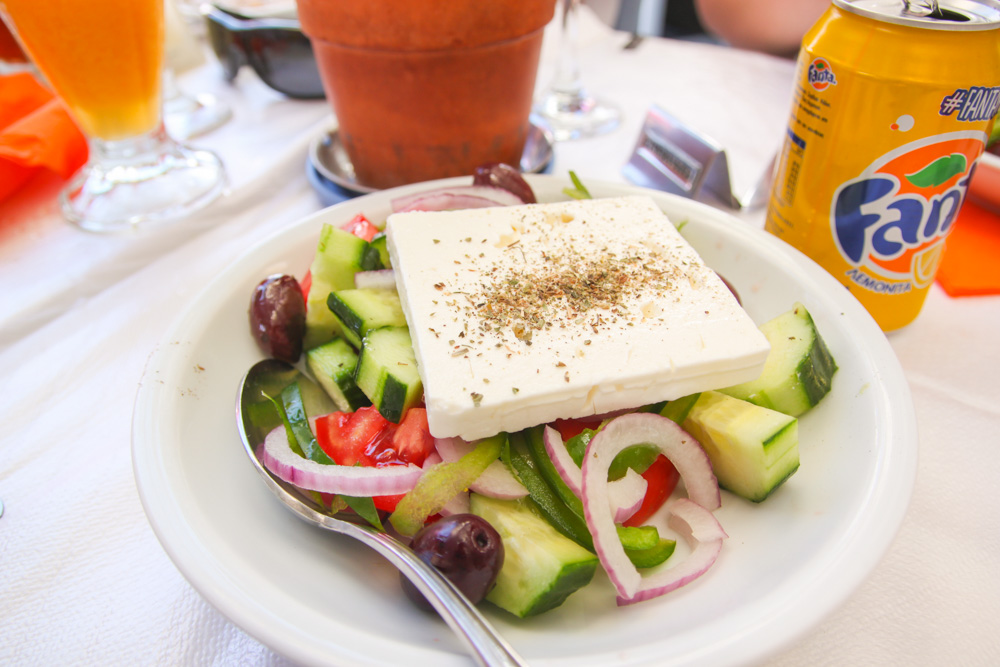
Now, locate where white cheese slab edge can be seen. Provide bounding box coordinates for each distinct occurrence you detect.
[386,195,769,441]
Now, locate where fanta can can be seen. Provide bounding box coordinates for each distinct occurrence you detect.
[765,0,1000,331]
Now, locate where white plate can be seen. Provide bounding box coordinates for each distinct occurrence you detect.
[132,176,917,667]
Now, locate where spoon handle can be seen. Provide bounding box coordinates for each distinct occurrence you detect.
[326,516,528,667]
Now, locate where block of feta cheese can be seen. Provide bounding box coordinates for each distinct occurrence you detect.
[385,195,769,441]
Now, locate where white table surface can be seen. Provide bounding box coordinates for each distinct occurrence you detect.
[2,9,998,666]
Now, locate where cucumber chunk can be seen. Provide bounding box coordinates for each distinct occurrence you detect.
[470,494,598,618]
[683,391,799,503]
[370,232,391,268]
[720,302,836,417]
[354,326,422,423]
[303,225,383,350]
[327,288,407,349]
[305,338,371,412]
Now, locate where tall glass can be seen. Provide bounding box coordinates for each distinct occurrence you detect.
[0,0,226,232]
[162,0,232,141]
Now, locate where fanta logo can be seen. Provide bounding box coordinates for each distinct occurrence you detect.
[831,133,984,289]
[807,58,836,91]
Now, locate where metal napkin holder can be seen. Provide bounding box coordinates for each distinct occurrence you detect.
[623,105,772,210]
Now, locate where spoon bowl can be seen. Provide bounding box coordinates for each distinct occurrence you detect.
[237,359,526,667]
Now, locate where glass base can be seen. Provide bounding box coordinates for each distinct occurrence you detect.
[61,125,227,233]
[533,88,621,141]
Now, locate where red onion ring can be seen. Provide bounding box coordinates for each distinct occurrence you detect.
[542,426,583,496]
[580,412,722,600]
[260,426,423,496]
[616,498,727,606]
[438,491,471,516]
[611,468,647,524]
[543,425,648,523]
[390,185,525,213]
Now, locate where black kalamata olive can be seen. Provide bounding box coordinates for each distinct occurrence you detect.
[401,514,504,610]
[715,271,741,305]
[249,274,306,363]
[472,162,537,203]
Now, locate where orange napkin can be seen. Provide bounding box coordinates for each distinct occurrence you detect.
[935,198,1000,297]
[0,72,88,203]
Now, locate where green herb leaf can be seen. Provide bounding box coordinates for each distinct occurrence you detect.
[562,170,592,200]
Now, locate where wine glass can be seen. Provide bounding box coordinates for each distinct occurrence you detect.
[533,0,621,141]
[162,0,232,141]
[0,0,227,233]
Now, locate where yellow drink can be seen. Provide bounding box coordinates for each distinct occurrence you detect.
[0,0,164,141]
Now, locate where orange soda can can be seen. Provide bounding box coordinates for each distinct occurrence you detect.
[765,0,1000,331]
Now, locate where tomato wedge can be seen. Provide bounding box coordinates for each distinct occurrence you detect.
[553,418,592,442]
[316,406,434,513]
[299,270,312,303]
[623,455,680,527]
[372,493,406,513]
[341,213,379,241]
[391,408,435,466]
[315,406,434,469]
[316,407,388,466]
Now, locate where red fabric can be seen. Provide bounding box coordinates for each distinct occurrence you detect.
[0,72,88,204]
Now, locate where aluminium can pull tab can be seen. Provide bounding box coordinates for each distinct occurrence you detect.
[902,0,942,18]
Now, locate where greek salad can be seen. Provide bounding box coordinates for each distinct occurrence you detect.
[243,166,837,617]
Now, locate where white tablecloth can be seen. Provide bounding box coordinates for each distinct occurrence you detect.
[2,10,998,666]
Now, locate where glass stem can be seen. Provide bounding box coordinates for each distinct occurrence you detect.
[162,67,183,106]
[551,0,585,98]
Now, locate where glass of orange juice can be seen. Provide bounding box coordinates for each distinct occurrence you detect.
[0,0,226,232]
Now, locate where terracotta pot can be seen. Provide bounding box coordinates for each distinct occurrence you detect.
[297,0,556,189]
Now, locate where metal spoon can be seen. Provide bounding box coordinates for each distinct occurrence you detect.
[238,359,527,667]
